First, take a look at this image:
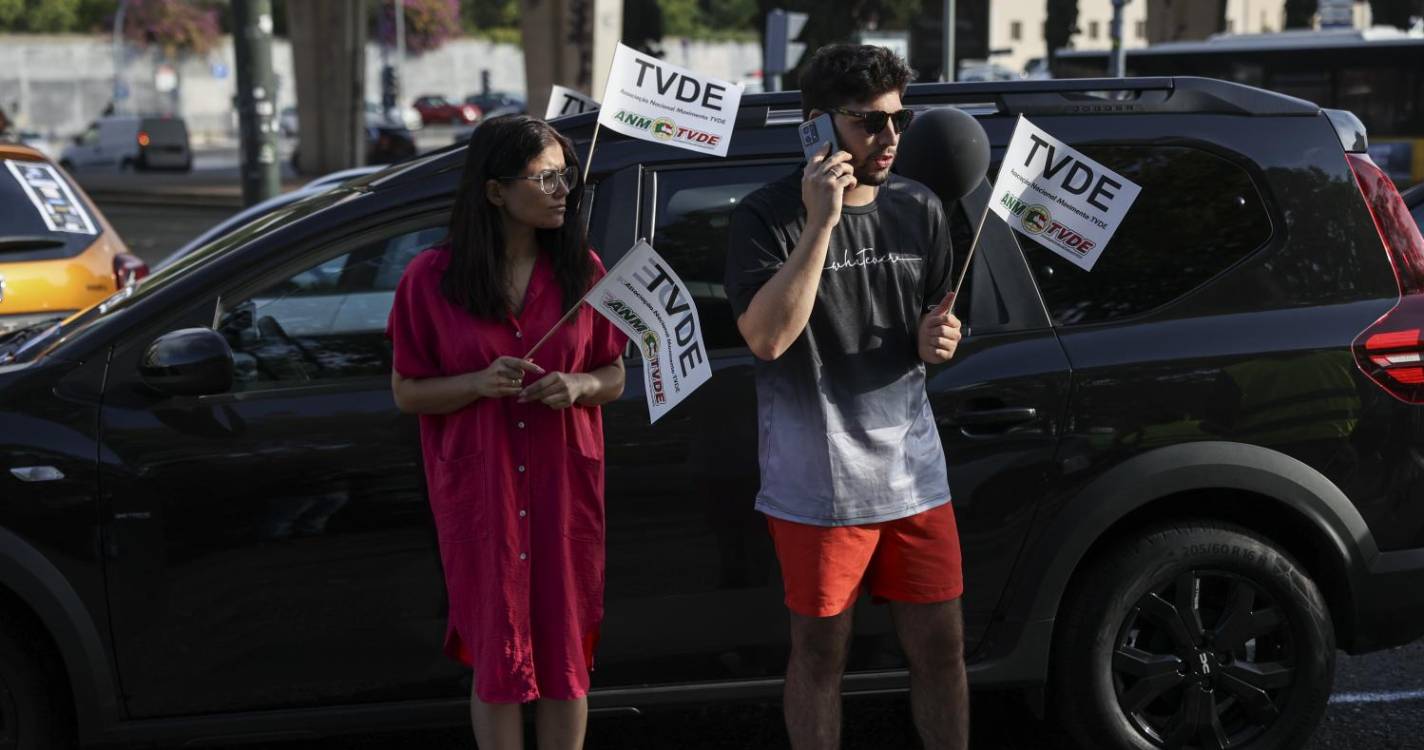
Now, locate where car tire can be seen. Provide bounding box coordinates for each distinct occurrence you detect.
[119,157,134,172]
[0,613,70,750]
[1052,522,1334,750]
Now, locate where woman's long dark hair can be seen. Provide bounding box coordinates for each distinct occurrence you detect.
[443,114,593,319]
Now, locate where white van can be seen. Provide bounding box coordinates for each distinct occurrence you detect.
[59,115,192,172]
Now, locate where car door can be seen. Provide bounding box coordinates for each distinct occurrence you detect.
[588,158,1072,689]
[100,218,462,717]
[70,122,102,168]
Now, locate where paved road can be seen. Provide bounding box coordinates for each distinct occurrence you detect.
[89,180,1424,750]
[194,643,1424,749]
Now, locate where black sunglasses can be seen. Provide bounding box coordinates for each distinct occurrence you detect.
[830,106,914,136]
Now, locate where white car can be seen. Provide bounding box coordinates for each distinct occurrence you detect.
[59,115,191,172]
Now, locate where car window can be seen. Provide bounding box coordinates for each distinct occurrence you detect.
[0,158,99,261]
[217,225,443,391]
[1019,145,1272,326]
[650,163,798,352]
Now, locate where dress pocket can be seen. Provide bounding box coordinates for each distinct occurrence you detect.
[561,449,605,544]
[430,452,490,542]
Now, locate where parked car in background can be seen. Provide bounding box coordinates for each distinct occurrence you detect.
[412,94,479,125]
[292,108,417,172]
[367,101,423,132]
[0,141,145,334]
[463,91,525,116]
[58,115,191,173]
[154,165,384,272]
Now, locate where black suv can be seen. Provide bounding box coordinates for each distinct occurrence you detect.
[2,77,1422,750]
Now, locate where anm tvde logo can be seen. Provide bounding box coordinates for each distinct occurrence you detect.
[1022,205,1052,235]
[651,117,676,140]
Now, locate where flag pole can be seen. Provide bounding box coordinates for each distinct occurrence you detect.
[581,121,602,187]
[524,298,587,360]
[523,240,644,360]
[936,198,994,318]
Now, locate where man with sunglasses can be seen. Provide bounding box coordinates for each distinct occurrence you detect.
[725,44,967,750]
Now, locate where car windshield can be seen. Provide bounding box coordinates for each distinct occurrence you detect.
[0,186,358,365]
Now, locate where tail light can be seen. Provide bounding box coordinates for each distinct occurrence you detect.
[137,131,151,147]
[1348,153,1424,403]
[114,252,149,289]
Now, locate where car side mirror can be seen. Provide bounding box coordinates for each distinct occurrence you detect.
[139,328,234,396]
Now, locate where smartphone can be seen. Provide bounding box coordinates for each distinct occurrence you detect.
[798,112,839,162]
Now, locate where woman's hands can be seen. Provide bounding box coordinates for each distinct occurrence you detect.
[517,372,593,410]
[471,356,546,399]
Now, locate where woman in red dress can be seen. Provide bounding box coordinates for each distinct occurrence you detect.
[387,115,625,749]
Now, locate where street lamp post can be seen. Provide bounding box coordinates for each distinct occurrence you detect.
[234,0,280,206]
[1110,0,1128,77]
[394,0,405,115]
[111,0,128,112]
[943,0,956,81]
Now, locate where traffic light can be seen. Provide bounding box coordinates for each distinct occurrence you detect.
[765,8,809,91]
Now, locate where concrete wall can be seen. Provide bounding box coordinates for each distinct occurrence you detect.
[0,34,758,144]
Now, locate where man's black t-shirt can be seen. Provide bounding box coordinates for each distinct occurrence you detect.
[724,168,955,525]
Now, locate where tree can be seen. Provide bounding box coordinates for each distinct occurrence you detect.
[122,0,223,55]
[0,0,80,32]
[752,0,927,87]
[1045,0,1079,66]
[1370,0,1424,29]
[374,0,461,55]
[624,0,665,55]
[1284,0,1317,28]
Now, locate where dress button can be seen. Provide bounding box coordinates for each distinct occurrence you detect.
[519,552,528,560]
[517,421,526,429]
[519,509,527,518]
[515,331,523,339]
[517,465,525,473]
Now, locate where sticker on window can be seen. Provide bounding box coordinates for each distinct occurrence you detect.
[4,160,98,235]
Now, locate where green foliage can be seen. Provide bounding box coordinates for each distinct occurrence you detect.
[1284,0,1317,28]
[0,0,82,32]
[1045,0,1079,63]
[1370,0,1423,29]
[461,0,517,33]
[0,0,24,27]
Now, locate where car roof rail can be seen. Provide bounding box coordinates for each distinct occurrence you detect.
[745,75,1319,125]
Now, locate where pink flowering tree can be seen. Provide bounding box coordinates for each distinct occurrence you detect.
[375,0,462,55]
[121,0,222,56]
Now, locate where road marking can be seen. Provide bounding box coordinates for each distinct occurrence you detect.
[1330,689,1424,705]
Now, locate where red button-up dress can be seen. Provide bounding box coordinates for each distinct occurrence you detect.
[386,244,624,703]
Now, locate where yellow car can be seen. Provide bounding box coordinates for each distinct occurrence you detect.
[0,142,144,334]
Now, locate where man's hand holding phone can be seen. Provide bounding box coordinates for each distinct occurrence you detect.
[800,114,855,228]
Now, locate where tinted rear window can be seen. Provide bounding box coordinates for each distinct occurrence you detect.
[0,158,99,261]
[1021,145,1272,326]
[140,118,188,144]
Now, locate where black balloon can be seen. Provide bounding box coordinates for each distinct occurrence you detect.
[894,106,991,203]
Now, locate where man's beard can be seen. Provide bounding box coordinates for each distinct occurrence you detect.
[853,147,894,186]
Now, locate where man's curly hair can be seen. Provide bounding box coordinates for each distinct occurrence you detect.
[799,44,915,120]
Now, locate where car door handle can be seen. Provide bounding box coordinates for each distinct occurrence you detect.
[952,407,1038,427]
[10,466,65,482]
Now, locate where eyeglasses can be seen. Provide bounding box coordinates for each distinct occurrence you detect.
[830,107,914,136]
[500,166,578,195]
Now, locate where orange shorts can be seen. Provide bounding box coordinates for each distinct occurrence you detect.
[766,501,964,618]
